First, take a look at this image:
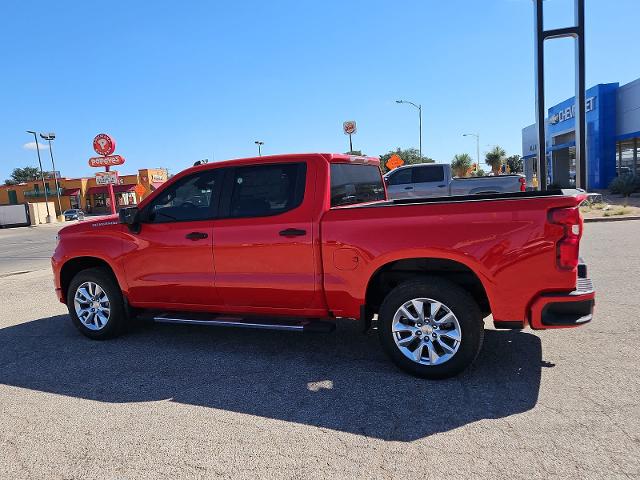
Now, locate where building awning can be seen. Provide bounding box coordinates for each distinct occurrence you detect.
[150,182,165,191]
[62,188,81,196]
[87,184,136,195]
[547,141,576,152]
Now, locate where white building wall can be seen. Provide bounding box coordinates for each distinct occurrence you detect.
[616,78,640,136]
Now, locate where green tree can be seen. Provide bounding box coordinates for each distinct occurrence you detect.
[609,175,640,205]
[344,150,363,156]
[473,167,487,177]
[379,148,434,173]
[485,146,506,174]
[4,166,41,185]
[451,153,473,177]
[505,154,523,174]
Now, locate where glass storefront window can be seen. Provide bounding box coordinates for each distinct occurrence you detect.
[94,193,107,210]
[616,138,638,176]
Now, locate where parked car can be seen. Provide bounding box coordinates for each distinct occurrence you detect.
[384,163,526,199]
[63,209,85,221]
[52,153,594,379]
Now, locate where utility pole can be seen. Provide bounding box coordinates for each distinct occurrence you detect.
[26,130,51,223]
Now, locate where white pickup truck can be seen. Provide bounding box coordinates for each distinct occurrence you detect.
[384,163,526,199]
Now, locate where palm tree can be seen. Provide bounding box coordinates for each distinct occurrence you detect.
[451,153,473,178]
[485,146,506,174]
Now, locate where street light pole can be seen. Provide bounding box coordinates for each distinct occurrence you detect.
[40,133,62,216]
[26,130,51,223]
[463,133,480,170]
[396,100,423,160]
[255,141,264,156]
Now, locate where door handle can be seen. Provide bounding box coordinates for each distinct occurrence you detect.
[437,185,446,188]
[279,228,306,237]
[404,186,414,190]
[185,231,208,241]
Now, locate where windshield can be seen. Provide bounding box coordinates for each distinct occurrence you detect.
[330,163,386,207]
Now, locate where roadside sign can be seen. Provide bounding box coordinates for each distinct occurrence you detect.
[88,155,125,167]
[343,121,357,135]
[134,184,146,197]
[385,154,404,171]
[96,171,119,185]
[93,133,116,156]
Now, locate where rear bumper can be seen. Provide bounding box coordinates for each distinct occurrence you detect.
[529,277,595,330]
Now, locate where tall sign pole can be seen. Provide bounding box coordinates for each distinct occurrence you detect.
[90,134,125,215]
[533,0,586,190]
[343,121,357,152]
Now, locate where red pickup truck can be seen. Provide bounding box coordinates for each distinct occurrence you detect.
[52,153,594,378]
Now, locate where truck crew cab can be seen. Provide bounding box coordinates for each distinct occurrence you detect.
[52,154,595,379]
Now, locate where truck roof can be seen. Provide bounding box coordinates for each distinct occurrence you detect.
[180,153,380,177]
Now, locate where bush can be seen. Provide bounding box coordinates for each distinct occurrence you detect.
[609,175,640,197]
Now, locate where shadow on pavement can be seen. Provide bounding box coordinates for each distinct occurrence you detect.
[0,315,543,441]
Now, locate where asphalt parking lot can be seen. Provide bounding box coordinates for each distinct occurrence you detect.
[0,221,639,479]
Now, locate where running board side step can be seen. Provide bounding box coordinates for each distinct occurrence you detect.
[152,314,336,333]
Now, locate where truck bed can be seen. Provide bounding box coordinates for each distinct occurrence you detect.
[321,188,586,322]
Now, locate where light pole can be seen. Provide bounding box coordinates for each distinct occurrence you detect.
[463,133,480,171]
[40,133,62,216]
[26,130,51,223]
[396,100,422,159]
[255,141,264,156]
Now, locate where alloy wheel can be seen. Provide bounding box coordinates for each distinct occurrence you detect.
[391,298,462,365]
[74,281,111,331]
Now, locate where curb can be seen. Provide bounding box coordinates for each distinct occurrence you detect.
[584,215,640,223]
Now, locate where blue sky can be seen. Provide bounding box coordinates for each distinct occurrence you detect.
[1,0,638,180]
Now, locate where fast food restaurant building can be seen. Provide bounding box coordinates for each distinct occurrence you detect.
[0,168,168,215]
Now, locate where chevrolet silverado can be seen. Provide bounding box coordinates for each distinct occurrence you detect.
[52,153,594,378]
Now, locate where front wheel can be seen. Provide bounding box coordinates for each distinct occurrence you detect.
[66,267,127,340]
[377,278,484,379]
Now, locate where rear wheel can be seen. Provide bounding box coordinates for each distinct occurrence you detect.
[377,277,484,379]
[66,268,127,340]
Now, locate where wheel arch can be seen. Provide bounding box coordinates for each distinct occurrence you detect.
[60,256,123,301]
[365,257,492,317]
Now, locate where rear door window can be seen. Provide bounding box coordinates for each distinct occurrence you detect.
[330,163,386,207]
[413,165,445,183]
[228,163,306,218]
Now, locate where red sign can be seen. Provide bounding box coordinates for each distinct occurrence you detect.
[343,121,357,135]
[88,155,125,167]
[93,133,116,156]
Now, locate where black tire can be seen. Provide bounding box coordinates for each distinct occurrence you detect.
[66,267,128,340]
[377,277,484,379]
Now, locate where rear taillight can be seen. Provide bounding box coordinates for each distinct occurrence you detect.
[549,207,583,270]
[519,177,526,192]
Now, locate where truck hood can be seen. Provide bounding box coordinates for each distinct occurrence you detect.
[58,214,120,235]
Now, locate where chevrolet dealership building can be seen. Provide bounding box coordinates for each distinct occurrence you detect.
[522,77,640,189]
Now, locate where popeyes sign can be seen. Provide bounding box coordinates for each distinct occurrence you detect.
[88,155,125,167]
[88,133,124,215]
[93,133,116,156]
[88,133,125,167]
[343,121,357,135]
